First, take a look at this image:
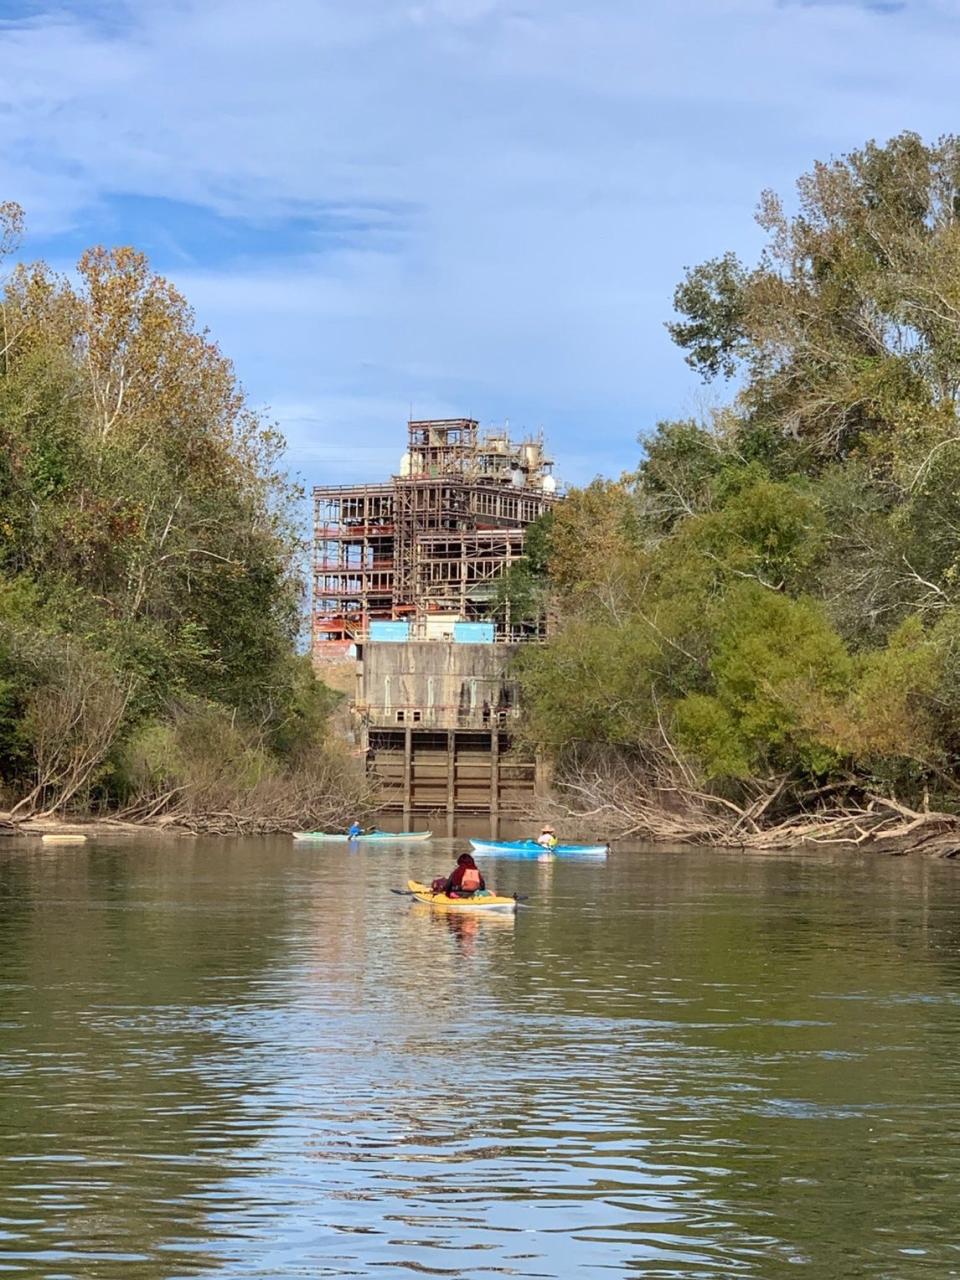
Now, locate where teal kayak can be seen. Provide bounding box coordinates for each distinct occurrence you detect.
[294,830,432,843]
[469,838,608,857]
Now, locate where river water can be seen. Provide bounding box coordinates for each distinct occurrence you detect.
[1,837,960,1278]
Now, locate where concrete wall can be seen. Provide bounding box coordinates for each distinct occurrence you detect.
[360,640,520,731]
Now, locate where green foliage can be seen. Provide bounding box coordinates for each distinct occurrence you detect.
[667,252,749,381]
[0,212,341,819]
[523,512,554,576]
[517,617,663,750]
[840,616,943,764]
[488,514,555,628]
[673,695,753,781]
[669,132,960,467]
[264,654,343,762]
[678,471,828,594]
[631,419,729,531]
[521,133,960,813]
[676,587,852,779]
[547,480,641,599]
[491,561,548,624]
[118,702,271,799]
[114,696,367,831]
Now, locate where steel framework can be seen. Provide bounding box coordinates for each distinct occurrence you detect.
[312,418,558,651]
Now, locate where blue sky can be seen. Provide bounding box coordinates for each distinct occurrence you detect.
[0,0,953,488]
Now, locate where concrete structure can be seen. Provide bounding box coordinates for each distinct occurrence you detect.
[362,641,537,826]
[313,417,559,825]
[312,418,558,654]
[359,641,520,731]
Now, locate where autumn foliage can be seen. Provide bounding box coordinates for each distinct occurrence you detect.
[0,207,366,828]
[518,134,960,848]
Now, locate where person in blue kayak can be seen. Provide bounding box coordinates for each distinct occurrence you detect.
[347,821,364,839]
[536,825,558,849]
[438,852,486,897]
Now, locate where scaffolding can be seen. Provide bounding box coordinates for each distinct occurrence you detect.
[313,418,559,651]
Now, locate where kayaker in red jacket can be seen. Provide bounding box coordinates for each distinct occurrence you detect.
[442,853,486,896]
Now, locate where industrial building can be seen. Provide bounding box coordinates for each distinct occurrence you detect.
[312,418,560,826]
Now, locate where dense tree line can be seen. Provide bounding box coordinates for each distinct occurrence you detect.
[0,205,364,829]
[514,134,960,847]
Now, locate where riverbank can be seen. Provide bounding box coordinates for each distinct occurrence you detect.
[0,815,187,839]
[531,757,960,859]
[4,811,960,858]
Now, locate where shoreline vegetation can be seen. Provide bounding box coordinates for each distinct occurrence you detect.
[507,133,960,858]
[0,203,371,835]
[7,133,960,858]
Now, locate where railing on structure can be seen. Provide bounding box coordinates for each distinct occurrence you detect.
[314,561,395,573]
[312,483,395,496]
[314,524,396,539]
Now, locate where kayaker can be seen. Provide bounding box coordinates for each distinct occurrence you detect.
[347,821,363,839]
[441,852,486,897]
[536,825,558,849]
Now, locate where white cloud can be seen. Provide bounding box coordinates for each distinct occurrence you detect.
[1,0,958,482]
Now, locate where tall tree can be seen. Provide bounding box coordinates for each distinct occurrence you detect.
[0,210,362,824]
[670,132,960,468]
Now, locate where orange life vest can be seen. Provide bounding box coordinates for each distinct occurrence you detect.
[460,867,481,892]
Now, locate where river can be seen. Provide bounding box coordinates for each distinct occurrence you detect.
[1,837,959,1278]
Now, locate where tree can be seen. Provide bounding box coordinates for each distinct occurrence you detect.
[0,214,355,826]
[669,133,960,469]
[518,135,960,847]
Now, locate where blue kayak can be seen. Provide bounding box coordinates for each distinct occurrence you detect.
[294,830,432,843]
[469,838,608,858]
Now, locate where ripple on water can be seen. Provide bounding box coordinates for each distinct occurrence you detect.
[2,839,960,1277]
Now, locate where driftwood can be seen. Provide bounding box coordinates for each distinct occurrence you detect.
[111,754,377,836]
[535,743,960,855]
[1,748,376,837]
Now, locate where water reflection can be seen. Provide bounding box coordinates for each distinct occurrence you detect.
[1,838,960,1276]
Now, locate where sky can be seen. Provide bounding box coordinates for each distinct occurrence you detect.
[0,0,955,489]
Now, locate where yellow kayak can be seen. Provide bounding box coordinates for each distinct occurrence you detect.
[406,880,517,914]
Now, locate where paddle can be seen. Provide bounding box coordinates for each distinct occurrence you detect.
[390,887,529,902]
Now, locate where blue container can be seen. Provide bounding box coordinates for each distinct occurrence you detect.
[369,620,411,642]
[453,622,495,644]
